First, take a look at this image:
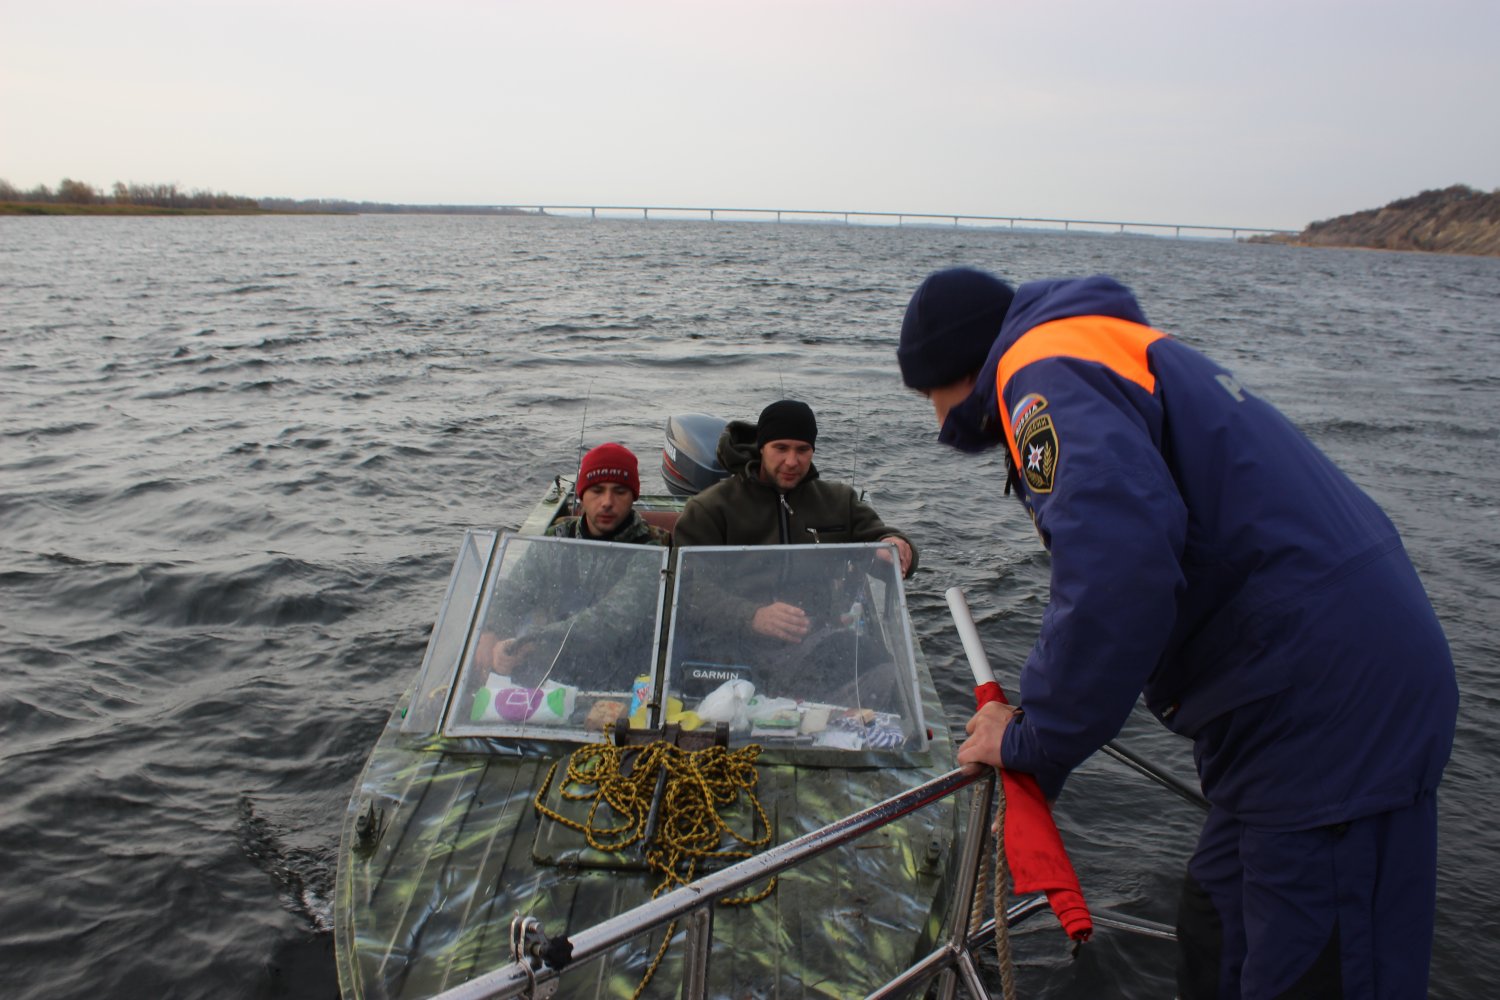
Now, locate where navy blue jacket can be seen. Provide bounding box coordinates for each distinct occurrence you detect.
[944,275,1456,828]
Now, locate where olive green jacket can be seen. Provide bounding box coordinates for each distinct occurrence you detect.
[673,420,919,574]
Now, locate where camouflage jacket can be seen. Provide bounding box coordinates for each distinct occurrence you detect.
[547,510,670,546]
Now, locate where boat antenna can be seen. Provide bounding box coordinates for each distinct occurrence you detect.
[575,379,595,494]
[851,391,862,499]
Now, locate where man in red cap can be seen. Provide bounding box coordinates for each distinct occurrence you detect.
[549,442,671,545]
[482,443,669,679]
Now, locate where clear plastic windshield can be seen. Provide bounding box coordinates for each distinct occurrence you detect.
[663,543,927,752]
[401,530,497,735]
[443,534,670,741]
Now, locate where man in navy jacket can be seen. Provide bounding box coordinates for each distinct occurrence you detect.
[898,267,1457,999]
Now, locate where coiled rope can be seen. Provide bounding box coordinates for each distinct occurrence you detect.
[532,738,774,998]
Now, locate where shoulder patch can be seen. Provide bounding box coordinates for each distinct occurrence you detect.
[1017,413,1060,494]
[1010,393,1048,437]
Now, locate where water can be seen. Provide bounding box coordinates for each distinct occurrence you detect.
[1,214,1496,999]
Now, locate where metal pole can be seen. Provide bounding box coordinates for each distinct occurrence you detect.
[940,774,995,998]
[681,905,714,999]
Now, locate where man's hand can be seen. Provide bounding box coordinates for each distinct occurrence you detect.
[877,535,914,577]
[956,700,1022,773]
[490,637,533,675]
[751,601,811,643]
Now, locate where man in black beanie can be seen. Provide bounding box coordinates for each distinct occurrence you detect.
[897,267,1455,1000]
[675,398,917,644]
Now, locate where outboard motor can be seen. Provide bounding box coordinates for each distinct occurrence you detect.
[662,413,729,496]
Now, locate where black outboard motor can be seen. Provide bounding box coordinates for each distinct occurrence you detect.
[662,413,729,496]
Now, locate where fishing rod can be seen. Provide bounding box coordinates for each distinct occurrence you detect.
[851,385,861,499]
[944,587,1208,812]
[571,379,596,506]
[575,380,594,471]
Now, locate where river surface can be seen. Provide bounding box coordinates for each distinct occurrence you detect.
[1,214,1496,999]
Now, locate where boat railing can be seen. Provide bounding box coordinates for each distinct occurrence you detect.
[427,765,1177,1000]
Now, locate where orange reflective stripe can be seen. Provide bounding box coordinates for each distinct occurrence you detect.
[996,316,1166,470]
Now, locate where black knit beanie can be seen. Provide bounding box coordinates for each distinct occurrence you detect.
[755,399,818,448]
[898,267,1016,389]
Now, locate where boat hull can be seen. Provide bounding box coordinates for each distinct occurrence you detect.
[336,704,959,997]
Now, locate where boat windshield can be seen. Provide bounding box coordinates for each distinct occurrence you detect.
[433,536,927,753]
[443,534,670,742]
[663,543,927,752]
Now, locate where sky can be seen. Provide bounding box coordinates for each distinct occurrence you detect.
[4,0,1498,231]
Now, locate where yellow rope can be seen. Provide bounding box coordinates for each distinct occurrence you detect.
[532,738,776,998]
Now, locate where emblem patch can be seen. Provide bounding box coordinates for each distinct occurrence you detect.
[1017,413,1060,494]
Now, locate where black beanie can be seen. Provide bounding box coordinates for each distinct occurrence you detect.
[755,399,817,448]
[898,267,1016,389]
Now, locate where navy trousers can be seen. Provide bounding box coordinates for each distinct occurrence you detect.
[1176,792,1438,999]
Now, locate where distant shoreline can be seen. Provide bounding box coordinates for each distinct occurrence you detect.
[0,201,540,218]
[1,202,283,216]
[10,189,1496,258]
[1249,185,1499,258]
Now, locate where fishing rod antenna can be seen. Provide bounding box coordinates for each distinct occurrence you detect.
[567,379,597,512]
[574,379,595,494]
[851,391,862,497]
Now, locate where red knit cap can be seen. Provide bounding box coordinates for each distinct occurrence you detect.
[577,442,641,499]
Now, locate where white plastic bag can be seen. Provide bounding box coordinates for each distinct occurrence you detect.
[695,679,756,730]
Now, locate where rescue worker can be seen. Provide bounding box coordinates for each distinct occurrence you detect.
[896,266,1457,999]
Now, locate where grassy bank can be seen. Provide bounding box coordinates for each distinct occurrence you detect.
[0,202,273,216]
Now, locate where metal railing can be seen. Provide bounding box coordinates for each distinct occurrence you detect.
[429,765,1177,1000]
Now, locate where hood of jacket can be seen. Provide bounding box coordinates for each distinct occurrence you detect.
[716,419,823,487]
[939,274,1151,453]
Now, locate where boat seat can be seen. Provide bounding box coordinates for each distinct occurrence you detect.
[638,509,680,538]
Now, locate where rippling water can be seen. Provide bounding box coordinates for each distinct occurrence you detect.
[1,215,1496,999]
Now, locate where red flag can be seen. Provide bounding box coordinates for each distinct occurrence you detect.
[975,680,1092,942]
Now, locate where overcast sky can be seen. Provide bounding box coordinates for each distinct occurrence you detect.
[4,0,1497,231]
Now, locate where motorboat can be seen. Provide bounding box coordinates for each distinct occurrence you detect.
[333,419,967,999]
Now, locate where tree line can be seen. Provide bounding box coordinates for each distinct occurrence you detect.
[1,179,540,216]
[0,177,259,211]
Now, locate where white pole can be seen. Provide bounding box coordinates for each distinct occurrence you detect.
[945,586,998,687]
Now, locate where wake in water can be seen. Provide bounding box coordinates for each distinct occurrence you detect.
[238,795,334,935]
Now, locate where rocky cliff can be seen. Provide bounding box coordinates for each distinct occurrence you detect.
[1259,184,1500,257]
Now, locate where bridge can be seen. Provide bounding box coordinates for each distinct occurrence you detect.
[497,204,1296,240]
